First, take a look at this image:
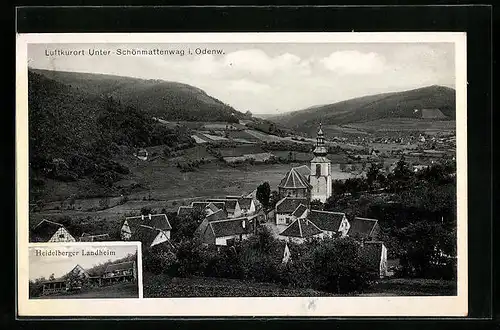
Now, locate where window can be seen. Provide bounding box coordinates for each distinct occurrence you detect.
[315,164,321,176]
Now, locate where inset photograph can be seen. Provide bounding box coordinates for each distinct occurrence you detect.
[29,242,141,299]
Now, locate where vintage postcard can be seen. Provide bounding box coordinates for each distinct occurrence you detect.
[16,32,467,316]
[28,242,142,300]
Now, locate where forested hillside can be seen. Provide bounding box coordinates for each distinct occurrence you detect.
[31,69,243,122]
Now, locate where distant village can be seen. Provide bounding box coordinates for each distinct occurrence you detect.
[31,124,390,279]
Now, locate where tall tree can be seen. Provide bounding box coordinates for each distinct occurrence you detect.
[256,182,271,209]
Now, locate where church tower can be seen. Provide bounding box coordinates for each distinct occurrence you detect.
[309,123,332,203]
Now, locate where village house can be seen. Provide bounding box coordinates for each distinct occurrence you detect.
[177,205,194,217]
[278,218,324,244]
[307,210,351,238]
[347,217,380,241]
[275,197,309,225]
[121,213,172,241]
[30,219,76,243]
[42,264,89,295]
[361,241,388,278]
[101,261,137,285]
[79,233,110,242]
[234,197,256,215]
[198,216,256,246]
[194,208,229,238]
[131,224,174,249]
[206,199,242,218]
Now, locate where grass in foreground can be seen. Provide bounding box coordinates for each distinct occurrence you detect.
[143,272,456,298]
[32,282,139,299]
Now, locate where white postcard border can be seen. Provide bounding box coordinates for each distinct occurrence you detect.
[16,32,467,317]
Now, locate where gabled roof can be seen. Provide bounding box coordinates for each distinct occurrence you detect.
[307,210,346,232]
[79,233,110,242]
[208,217,251,238]
[104,261,135,273]
[177,206,194,217]
[207,199,239,212]
[194,209,228,238]
[276,197,308,214]
[191,201,209,211]
[279,218,322,238]
[205,209,228,222]
[130,225,164,248]
[31,219,69,242]
[125,214,172,231]
[205,202,220,214]
[291,204,308,218]
[278,167,311,189]
[238,197,254,210]
[348,217,379,239]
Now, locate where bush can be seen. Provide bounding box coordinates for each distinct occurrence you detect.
[311,238,375,294]
[143,244,179,276]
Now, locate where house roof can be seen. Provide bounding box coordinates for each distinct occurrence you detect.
[31,219,69,242]
[207,199,238,212]
[205,202,221,213]
[279,218,323,238]
[348,217,379,239]
[205,209,228,222]
[177,206,194,217]
[276,197,308,214]
[238,197,253,210]
[125,213,172,231]
[196,209,233,237]
[79,233,110,242]
[291,204,308,218]
[307,210,346,232]
[104,261,135,273]
[208,217,251,238]
[278,167,311,189]
[191,201,209,211]
[311,156,330,163]
[130,225,165,248]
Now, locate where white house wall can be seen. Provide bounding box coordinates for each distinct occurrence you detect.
[276,214,295,225]
[48,227,76,242]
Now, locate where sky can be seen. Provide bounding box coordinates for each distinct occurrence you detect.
[28,42,455,115]
[29,245,137,281]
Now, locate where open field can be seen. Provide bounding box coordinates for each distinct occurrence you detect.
[346,118,456,133]
[143,273,456,297]
[32,282,139,299]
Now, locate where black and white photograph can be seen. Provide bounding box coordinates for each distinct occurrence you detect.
[17,32,467,316]
[28,243,141,299]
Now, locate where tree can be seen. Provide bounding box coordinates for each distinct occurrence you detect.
[366,162,382,189]
[49,273,55,281]
[256,182,271,209]
[310,199,323,210]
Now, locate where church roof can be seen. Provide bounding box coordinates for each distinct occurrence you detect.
[279,218,323,238]
[307,210,345,232]
[276,197,308,214]
[311,156,330,163]
[278,167,311,189]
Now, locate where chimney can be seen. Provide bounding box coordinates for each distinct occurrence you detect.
[148,214,152,220]
[242,219,246,229]
[141,215,144,220]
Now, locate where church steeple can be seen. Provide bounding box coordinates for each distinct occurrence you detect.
[313,123,328,156]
